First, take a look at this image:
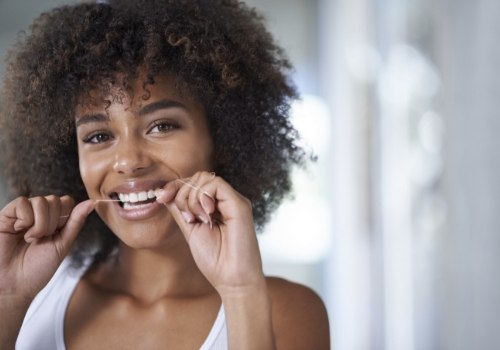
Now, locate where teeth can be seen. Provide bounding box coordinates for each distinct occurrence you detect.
[129,193,139,203]
[116,188,162,205]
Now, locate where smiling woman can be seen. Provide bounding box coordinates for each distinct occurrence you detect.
[76,75,214,248]
[0,0,329,349]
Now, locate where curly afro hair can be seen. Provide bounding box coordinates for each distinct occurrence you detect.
[0,0,307,266]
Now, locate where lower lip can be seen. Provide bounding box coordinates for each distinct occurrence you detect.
[114,200,164,221]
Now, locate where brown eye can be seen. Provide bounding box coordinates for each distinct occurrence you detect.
[148,120,179,134]
[83,132,112,144]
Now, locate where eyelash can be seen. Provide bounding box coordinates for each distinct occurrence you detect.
[81,120,179,144]
[82,131,113,144]
[148,120,180,134]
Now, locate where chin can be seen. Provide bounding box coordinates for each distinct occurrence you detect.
[111,220,182,250]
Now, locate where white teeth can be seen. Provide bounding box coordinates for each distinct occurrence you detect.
[116,188,162,206]
[128,193,139,203]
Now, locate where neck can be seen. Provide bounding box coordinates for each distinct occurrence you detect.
[95,233,215,304]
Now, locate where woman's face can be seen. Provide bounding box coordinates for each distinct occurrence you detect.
[75,75,214,248]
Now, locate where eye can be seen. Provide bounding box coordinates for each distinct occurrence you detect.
[82,132,113,144]
[148,120,179,134]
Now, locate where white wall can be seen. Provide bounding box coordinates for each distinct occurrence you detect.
[437,0,500,348]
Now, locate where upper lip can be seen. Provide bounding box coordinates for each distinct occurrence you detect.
[107,179,168,198]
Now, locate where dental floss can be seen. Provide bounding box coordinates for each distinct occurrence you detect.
[58,199,120,218]
[60,174,216,228]
[176,178,215,201]
[176,172,216,200]
[175,175,216,229]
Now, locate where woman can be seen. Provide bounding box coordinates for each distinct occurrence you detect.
[0,0,330,349]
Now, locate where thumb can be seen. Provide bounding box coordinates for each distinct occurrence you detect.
[54,199,95,256]
[155,185,194,239]
[163,201,195,241]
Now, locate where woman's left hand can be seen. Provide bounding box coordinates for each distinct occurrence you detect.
[155,171,265,297]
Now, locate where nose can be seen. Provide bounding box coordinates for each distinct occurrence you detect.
[112,137,153,175]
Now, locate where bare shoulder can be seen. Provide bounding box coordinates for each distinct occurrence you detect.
[266,276,330,350]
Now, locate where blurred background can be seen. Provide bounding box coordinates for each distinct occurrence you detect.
[1,0,500,349]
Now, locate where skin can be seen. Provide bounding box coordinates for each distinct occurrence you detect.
[0,75,330,349]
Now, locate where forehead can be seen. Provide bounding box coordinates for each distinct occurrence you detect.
[74,74,199,115]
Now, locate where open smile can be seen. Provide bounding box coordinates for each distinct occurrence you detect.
[111,188,163,209]
[106,180,168,220]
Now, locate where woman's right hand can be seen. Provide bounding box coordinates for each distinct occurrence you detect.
[0,195,94,300]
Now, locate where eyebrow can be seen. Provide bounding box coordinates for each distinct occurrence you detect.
[138,99,188,116]
[75,99,188,128]
[75,113,109,128]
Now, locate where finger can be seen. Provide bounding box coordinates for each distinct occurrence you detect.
[24,197,50,241]
[57,196,76,229]
[186,176,211,225]
[0,197,35,234]
[187,172,217,225]
[45,195,62,236]
[196,174,217,216]
[153,179,194,223]
[154,179,194,223]
[174,175,200,222]
[162,201,196,240]
[196,176,253,223]
[53,199,95,257]
[179,174,213,226]
[155,180,178,204]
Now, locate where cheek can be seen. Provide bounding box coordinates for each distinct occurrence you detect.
[192,129,214,165]
[181,135,214,170]
[157,133,214,171]
[78,149,107,194]
[78,153,93,193]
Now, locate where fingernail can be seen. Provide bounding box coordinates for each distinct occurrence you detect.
[200,196,210,215]
[25,235,35,243]
[200,192,215,216]
[197,215,209,225]
[202,191,215,202]
[181,211,194,223]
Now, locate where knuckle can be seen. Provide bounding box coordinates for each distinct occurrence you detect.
[31,197,50,213]
[30,196,47,206]
[190,172,202,181]
[187,194,198,207]
[4,196,29,213]
[174,196,187,210]
[16,196,30,204]
[13,196,31,209]
[61,195,76,206]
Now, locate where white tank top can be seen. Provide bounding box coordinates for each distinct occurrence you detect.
[16,259,228,350]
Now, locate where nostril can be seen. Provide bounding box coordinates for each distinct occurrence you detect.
[112,147,153,175]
